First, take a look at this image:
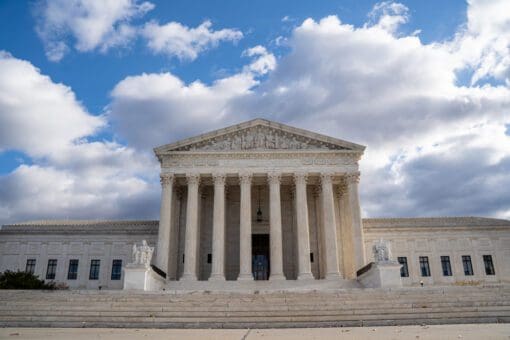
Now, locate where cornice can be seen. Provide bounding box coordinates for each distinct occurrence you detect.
[362,217,510,232]
[154,118,366,155]
[0,220,159,235]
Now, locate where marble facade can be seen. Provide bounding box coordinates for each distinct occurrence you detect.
[0,119,509,290]
[152,119,366,283]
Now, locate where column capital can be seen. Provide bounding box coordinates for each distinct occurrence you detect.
[267,172,281,185]
[186,173,201,185]
[239,172,253,185]
[345,172,360,184]
[336,178,348,197]
[294,172,309,185]
[212,173,227,185]
[320,172,334,186]
[160,173,174,186]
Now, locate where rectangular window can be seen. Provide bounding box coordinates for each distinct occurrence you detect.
[89,259,100,280]
[440,256,452,276]
[483,255,495,275]
[25,259,36,274]
[310,253,314,263]
[111,259,122,280]
[462,255,474,276]
[46,259,57,280]
[419,256,431,277]
[207,254,212,264]
[67,259,79,280]
[397,257,409,277]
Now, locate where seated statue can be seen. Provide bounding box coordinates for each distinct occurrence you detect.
[372,238,392,263]
[131,240,154,268]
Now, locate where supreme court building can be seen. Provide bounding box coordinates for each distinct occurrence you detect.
[1,119,509,290]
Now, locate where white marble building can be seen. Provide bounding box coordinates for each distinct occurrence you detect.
[0,119,509,289]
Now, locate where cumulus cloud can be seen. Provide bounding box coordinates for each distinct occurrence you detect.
[367,1,409,34]
[34,0,154,61]
[108,46,274,149]
[34,0,244,62]
[141,20,243,60]
[0,51,104,157]
[242,45,276,75]
[3,1,509,224]
[0,53,158,224]
[451,0,510,84]
[108,1,510,220]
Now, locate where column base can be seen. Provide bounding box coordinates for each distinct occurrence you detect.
[297,272,314,280]
[324,272,342,280]
[237,273,254,281]
[269,273,286,281]
[208,274,226,281]
[180,273,198,281]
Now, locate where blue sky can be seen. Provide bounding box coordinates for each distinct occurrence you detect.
[0,1,467,115]
[0,0,509,224]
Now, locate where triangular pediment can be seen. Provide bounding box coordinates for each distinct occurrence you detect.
[154,118,365,154]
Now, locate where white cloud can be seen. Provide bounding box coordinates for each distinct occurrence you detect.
[242,45,276,75]
[0,53,158,224]
[108,1,510,220]
[451,0,510,85]
[0,51,104,157]
[141,20,243,60]
[3,1,509,224]
[34,0,154,61]
[367,1,409,34]
[108,46,274,149]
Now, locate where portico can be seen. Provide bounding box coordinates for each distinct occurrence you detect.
[154,119,366,285]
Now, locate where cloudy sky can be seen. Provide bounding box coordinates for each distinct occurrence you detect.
[0,0,509,225]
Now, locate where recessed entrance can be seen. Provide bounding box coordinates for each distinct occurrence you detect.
[252,234,270,280]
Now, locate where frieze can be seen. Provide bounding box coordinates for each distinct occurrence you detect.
[161,152,359,169]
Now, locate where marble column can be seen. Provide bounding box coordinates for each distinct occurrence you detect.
[181,173,200,281]
[346,172,365,270]
[268,173,285,280]
[320,173,341,279]
[294,172,314,280]
[238,172,253,280]
[156,173,174,277]
[338,182,355,279]
[209,173,226,281]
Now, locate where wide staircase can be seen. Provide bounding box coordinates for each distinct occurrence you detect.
[1,285,509,328]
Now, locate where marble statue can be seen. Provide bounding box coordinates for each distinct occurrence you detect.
[373,238,392,263]
[131,240,154,268]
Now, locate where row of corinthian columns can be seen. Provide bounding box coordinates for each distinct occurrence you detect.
[155,172,364,281]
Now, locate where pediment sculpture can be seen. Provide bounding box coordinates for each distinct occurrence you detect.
[173,126,348,152]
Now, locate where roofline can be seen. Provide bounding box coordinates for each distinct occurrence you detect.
[153,118,366,155]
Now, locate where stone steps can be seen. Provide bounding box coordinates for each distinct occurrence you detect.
[1,286,509,328]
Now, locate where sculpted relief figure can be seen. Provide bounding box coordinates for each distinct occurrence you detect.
[373,238,392,263]
[175,126,343,151]
[131,240,154,268]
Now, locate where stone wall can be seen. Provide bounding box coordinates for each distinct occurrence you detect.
[0,221,158,289]
[363,217,510,286]
[1,217,509,289]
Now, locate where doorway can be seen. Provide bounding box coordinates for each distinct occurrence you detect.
[252,234,270,280]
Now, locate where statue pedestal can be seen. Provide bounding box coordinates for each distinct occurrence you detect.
[123,264,166,291]
[123,264,150,290]
[357,261,403,288]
